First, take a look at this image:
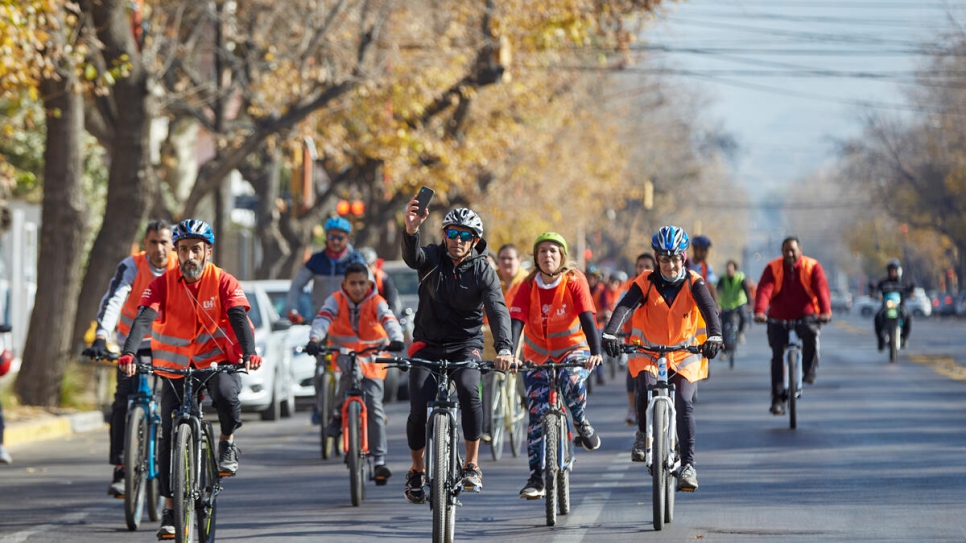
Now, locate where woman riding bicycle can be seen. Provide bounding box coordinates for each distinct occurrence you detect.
[506,232,603,499]
[602,226,722,492]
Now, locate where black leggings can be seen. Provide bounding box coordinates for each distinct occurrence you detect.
[636,371,697,467]
[406,344,483,451]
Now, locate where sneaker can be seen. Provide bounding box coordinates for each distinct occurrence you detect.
[218,441,239,476]
[404,469,426,504]
[738,331,746,344]
[574,420,601,451]
[677,464,698,492]
[108,466,125,498]
[461,463,482,492]
[624,407,636,426]
[374,464,392,486]
[324,416,342,438]
[769,400,785,416]
[803,372,816,385]
[631,430,647,462]
[519,474,545,499]
[0,445,11,464]
[157,508,175,540]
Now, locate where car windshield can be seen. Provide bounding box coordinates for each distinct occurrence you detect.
[265,288,315,321]
[386,268,418,296]
[244,290,262,329]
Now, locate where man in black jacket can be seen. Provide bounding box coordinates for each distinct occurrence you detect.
[872,258,914,350]
[401,200,514,504]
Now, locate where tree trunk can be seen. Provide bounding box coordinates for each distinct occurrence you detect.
[250,148,290,279]
[15,74,88,407]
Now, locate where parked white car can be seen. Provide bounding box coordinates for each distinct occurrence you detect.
[907,287,932,317]
[238,282,296,420]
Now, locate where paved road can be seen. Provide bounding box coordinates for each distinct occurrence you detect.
[3,313,966,542]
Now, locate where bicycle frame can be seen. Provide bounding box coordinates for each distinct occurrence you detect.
[769,319,804,400]
[129,369,161,483]
[425,362,463,507]
[528,363,579,474]
[320,345,385,456]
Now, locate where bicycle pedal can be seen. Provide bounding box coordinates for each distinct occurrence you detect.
[158,533,175,540]
[218,470,235,478]
[112,493,125,499]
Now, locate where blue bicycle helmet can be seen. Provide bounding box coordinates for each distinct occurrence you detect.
[691,235,712,249]
[172,219,215,246]
[324,216,352,234]
[651,225,690,256]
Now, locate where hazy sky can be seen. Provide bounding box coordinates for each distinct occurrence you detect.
[645,0,958,194]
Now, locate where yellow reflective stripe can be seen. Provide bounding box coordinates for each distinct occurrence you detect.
[329,334,360,344]
[548,341,587,359]
[675,353,703,370]
[151,330,192,347]
[153,351,191,367]
[547,323,581,339]
[524,336,549,356]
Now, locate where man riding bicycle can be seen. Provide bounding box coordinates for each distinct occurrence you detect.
[688,235,718,303]
[871,259,914,351]
[84,220,178,497]
[116,219,261,539]
[401,201,514,503]
[753,236,832,415]
[716,260,754,346]
[305,262,405,485]
[602,226,722,492]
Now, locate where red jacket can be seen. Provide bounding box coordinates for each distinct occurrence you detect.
[754,256,831,319]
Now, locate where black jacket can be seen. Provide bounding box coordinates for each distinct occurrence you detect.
[402,230,512,353]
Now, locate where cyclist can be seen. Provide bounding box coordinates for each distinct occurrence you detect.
[717,260,754,346]
[401,201,514,503]
[871,259,914,350]
[753,236,832,415]
[83,220,178,497]
[602,226,722,492]
[624,253,656,425]
[587,264,605,308]
[689,235,718,303]
[305,262,405,485]
[594,270,628,385]
[116,219,261,540]
[285,217,366,324]
[509,232,602,499]
[358,247,400,315]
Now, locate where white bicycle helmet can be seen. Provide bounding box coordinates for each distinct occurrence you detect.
[441,208,483,237]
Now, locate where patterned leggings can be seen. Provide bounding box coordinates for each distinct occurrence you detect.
[523,353,590,477]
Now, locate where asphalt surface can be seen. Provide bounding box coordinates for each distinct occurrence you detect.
[2,312,966,542]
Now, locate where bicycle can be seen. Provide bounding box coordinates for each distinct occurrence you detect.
[376,356,494,543]
[315,351,340,460]
[721,309,741,369]
[623,342,703,531]
[769,318,808,430]
[314,344,385,507]
[138,362,244,543]
[83,351,163,531]
[520,360,587,527]
[486,369,526,461]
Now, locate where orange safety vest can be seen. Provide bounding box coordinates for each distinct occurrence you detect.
[522,274,589,364]
[628,270,708,383]
[327,291,390,380]
[373,268,386,297]
[766,256,820,314]
[150,263,250,377]
[118,252,179,340]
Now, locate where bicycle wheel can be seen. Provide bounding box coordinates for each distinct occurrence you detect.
[889,322,900,363]
[348,401,364,507]
[489,379,505,461]
[652,401,667,531]
[124,406,148,531]
[196,428,217,543]
[172,424,196,543]
[787,351,798,430]
[544,416,559,527]
[431,418,450,543]
[664,430,675,525]
[508,375,526,458]
[558,418,571,516]
[319,371,335,460]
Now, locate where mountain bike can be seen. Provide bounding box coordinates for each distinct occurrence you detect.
[141,362,244,543]
[721,309,740,369]
[377,356,494,543]
[83,351,163,530]
[487,369,526,461]
[315,351,340,460]
[623,342,702,531]
[315,344,385,506]
[520,360,586,527]
[769,318,807,430]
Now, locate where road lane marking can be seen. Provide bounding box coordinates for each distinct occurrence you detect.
[551,453,629,543]
[0,511,89,543]
[831,320,866,335]
[909,355,966,382]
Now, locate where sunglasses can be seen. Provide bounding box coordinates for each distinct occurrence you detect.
[327,233,347,241]
[657,255,684,265]
[445,229,475,242]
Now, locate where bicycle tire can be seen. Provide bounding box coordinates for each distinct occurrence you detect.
[788,350,798,430]
[544,416,559,527]
[172,424,196,543]
[558,418,571,516]
[652,401,667,531]
[489,380,505,461]
[123,406,148,531]
[728,347,735,370]
[348,401,364,507]
[609,356,617,381]
[319,371,335,460]
[196,428,217,543]
[147,417,162,522]
[665,431,675,525]
[431,417,450,543]
[889,323,899,363]
[508,376,526,458]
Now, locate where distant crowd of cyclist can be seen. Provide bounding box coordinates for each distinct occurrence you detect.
[74,189,920,539]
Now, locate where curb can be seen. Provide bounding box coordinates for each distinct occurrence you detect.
[4,411,106,449]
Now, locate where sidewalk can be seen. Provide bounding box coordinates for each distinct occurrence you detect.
[4,406,106,449]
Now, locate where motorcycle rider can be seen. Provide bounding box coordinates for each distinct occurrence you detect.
[872,259,914,350]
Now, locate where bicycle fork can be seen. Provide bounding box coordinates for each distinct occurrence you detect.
[644,393,677,472]
[426,408,463,507]
[341,394,369,455]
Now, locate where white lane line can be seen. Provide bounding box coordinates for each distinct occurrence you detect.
[0,511,89,543]
[551,453,630,543]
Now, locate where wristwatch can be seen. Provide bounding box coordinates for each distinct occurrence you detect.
[497,349,512,356]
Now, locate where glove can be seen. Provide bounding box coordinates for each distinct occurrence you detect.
[288,310,304,325]
[305,341,322,356]
[83,337,110,359]
[387,340,405,352]
[602,333,623,358]
[118,353,135,370]
[702,336,723,360]
[248,354,262,370]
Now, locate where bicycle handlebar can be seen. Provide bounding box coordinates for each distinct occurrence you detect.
[621,343,702,355]
[519,359,589,371]
[767,318,813,327]
[79,351,121,366]
[375,356,499,373]
[131,362,247,377]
